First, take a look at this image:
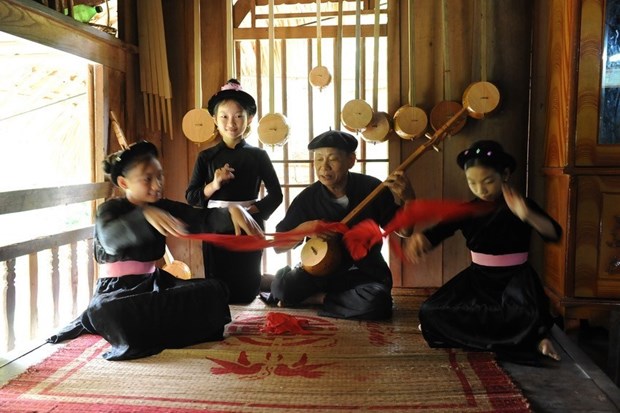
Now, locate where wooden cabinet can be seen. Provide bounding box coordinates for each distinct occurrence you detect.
[574,0,620,166]
[542,0,620,328]
[574,176,620,299]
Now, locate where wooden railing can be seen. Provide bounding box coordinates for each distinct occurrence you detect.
[0,182,111,354]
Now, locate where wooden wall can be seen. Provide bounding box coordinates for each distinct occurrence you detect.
[395,0,535,287]
[0,0,547,287]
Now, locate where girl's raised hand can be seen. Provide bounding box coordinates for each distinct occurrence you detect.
[213,163,235,190]
[143,206,188,237]
[502,184,528,221]
[404,233,432,264]
[228,204,264,237]
[503,183,560,239]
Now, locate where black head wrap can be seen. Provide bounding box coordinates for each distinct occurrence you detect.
[456,140,516,173]
[307,130,358,153]
[207,79,257,117]
[103,140,158,186]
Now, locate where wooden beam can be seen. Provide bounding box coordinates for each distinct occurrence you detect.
[233,0,252,28]
[253,0,366,4]
[255,9,386,20]
[0,183,112,216]
[0,0,134,72]
[234,24,386,39]
[0,227,94,262]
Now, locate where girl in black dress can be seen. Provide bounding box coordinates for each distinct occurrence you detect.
[186,79,282,303]
[405,140,561,362]
[50,140,262,360]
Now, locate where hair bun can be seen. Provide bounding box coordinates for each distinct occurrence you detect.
[456,140,516,173]
[102,152,119,175]
[103,141,158,186]
[207,79,257,117]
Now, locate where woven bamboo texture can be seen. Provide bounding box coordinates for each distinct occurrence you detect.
[0,295,530,412]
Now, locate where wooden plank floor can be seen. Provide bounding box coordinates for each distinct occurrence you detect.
[500,325,620,412]
[1,296,619,412]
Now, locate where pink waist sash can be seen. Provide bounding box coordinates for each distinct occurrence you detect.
[470,251,528,267]
[99,260,156,277]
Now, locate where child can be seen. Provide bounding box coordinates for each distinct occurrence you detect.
[49,140,263,360]
[405,140,562,362]
[186,79,283,303]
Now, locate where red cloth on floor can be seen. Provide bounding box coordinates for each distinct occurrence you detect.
[260,312,311,335]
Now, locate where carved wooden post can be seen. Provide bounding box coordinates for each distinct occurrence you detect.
[28,253,39,340]
[70,242,78,317]
[51,246,60,328]
[1,261,9,352]
[2,259,16,352]
[87,239,95,296]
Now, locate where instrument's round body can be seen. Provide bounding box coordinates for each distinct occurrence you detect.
[309,65,332,90]
[257,112,290,146]
[361,111,392,143]
[182,108,216,144]
[341,99,373,131]
[462,81,500,119]
[430,100,467,134]
[342,122,358,133]
[393,104,428,140]
[163,261,192,280]
[300,237,342,277]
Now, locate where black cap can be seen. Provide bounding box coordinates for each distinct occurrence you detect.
[307,130,358,152]
[456,140,516,173]
[207,79,257,117]
[104,140,158,186]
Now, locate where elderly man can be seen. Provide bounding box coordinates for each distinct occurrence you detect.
[268,130,414,320]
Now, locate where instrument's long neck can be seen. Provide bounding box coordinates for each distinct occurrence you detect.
[340,106,468,226]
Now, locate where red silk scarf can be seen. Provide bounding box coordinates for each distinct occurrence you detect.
[182,200,492,260]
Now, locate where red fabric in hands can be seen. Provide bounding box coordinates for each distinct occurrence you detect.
[182,200,492,261]
[182,221,348,252]
[343,200,494,260]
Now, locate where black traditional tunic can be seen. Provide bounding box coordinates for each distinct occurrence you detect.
[49,198,232,361]
[271,172,400,320]
[186,140,282,303]
[418,197,562,360]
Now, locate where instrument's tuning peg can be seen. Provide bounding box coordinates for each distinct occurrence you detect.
[424,133,433,140]
[432,144,441,152]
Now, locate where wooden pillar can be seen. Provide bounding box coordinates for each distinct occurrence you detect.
[28,253,39,339]
[1,259,16,352]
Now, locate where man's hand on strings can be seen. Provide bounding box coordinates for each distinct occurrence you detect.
[384,171,415,205]
[143,206,188,237]
[384,171,415,236]
[229,204,264,237]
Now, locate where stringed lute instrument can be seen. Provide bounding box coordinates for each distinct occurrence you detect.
[301,81,500,276]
